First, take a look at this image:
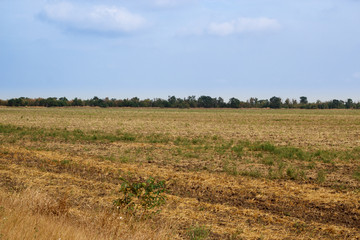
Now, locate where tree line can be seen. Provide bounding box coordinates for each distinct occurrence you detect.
[1,96,359,109]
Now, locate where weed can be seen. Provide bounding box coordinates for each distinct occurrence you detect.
[353,168,360,182]
[286,167,298,180]
[222,160,238,176]
[239,169,262,178]
[231,145,243,158]
[293,221,308,233]
[316,170,327,183]
[229,229,244,240]
[60,160,71,165]
[191,137,204,145]
[183,151,200,159]
[299,170,307,180]
[306,161,316,169]
[261,157,274,166]
[174,137,191,146]
[250,142,276,152]
[146,133,170,144]
[312,150,336,163]
[186,225,209,240]
[277,147,307,161]
[113,177,167,218]
[118,156,130,163]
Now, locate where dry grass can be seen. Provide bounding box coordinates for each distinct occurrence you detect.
[0,107,359,239]
[0,188,178,240]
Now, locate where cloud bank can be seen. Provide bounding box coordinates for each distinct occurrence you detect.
[207,17,281,36]
[39,2,146,34]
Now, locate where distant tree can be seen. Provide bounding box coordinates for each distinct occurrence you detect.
[167,96,177,107]
[198,96,215,108]
[140,99,152,107]
[129,97,140,107]
[345,98,354,109]
[258,99,269,108]
[71,98,84,106]
[45,97,59,107]
[284,98,291,108]
[269,96,282,109]
[186,96,198,108]
[0,99,7,106]
[329,99,343,109]
[216,97,226,108]
[228,97,240,108]
[58,97,69,107]
[249,97,258,107]
[300,96,308,104]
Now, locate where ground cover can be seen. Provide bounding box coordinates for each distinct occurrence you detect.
[0,107,359,239]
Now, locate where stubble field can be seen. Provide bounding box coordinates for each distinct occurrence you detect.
[0,107,359,239]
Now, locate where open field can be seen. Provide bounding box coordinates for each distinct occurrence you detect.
[0,107,359,239]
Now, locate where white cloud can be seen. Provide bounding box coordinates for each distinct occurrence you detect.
[40,2,146,33]
[207,17,281,36]
[353,72,360,79]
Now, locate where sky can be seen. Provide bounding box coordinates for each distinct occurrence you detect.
[1,0,360,102]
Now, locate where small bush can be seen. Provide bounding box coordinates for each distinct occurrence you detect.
[113,177,167,218]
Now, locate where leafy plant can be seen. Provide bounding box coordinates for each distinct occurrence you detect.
[113,177,167,217]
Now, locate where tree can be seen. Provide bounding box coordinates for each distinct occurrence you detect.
[168,96,177,107]
[329,99,342,109]
[300,96,308,104]
[216,97,226,108]
[269,96,282,109]
[72,98,84,106]
[345,99,354,109]
[198,96,215,108]
[284,98,291,108]
[228,97,240,108]
[249,97,258,107]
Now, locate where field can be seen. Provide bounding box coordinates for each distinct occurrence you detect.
[0,107,359,239]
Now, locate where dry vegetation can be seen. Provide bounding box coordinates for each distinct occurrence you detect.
[0,107,359,239]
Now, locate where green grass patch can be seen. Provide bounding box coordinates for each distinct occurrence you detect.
[353,168,360,182]
[316,170,327,183]
[186,225,210,240]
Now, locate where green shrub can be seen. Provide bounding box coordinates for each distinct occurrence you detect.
[113,177,167,218]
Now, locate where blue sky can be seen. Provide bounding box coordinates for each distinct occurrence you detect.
[1,0,360,101]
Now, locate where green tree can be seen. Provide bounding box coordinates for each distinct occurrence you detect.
[300,96,308,104]
[198,96,215,108]
[228,97,240,108]
[345,98,354,109]
[269,96,282,109]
